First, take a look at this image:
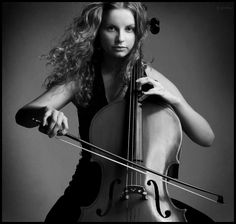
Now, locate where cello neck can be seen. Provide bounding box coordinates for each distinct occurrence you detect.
[127,58,144,163]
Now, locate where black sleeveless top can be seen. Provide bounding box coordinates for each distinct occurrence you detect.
[72,63,111,160]
[72,64,179,178]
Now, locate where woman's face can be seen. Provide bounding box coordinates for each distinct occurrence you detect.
[99,8,136,59]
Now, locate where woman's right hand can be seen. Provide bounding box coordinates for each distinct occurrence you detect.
[39,106,69,138]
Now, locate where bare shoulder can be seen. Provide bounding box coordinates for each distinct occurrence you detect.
[145,65,184,99]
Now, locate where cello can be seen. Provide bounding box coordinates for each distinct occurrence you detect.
[34,17,223,222]
[78,63,187,221]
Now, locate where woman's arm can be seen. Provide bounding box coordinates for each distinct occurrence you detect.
[15,81,77,137]
[137,66,215,147]
[169,95,215,147]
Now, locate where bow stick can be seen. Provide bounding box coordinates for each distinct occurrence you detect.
[33,118,224,204]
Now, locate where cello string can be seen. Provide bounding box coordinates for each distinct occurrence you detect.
[137,58,142,187]
[135,56,145,187]
[127,59,134,187]
[56,136,219,203]
[136,60,138,187]
[131,62,135,186]
[135,59,142,187]
[131,60,137,186]
[129,61,134,186]
[134,60,137,186]
[139,58,144,187]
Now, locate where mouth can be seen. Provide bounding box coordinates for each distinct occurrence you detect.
[113,46,126,49]
[113,46,127,51]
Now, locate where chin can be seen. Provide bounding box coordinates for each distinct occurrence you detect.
[113,52,129,58]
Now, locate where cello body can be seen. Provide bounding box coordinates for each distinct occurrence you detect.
[78,99,187,222]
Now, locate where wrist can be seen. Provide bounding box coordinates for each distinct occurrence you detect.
[170,96,182,109]
[168,93,181,105]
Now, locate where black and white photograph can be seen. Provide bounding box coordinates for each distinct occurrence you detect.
[2,2,234,222]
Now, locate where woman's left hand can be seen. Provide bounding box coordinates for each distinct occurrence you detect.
[136,77,180,105]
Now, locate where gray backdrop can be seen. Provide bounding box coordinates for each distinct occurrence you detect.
[2,2,234,222]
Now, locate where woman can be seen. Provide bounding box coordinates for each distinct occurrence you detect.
[15,2,215,222]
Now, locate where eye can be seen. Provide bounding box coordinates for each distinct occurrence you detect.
[126,26,135,32]
[106,25,116,32]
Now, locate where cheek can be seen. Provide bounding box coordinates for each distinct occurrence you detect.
[128,34,136,49]
[100,32,114,46]
[99,33,115,54]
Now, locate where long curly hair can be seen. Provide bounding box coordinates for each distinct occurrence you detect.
[42,2,149,107]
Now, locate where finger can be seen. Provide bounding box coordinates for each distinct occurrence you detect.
[138,94,148,102]
[49,112,68,137]
[43,109,52,126]
[136,77,150,84]
[53,112,65,136]
[49,125,60,138]
[136,77,157,86]
[61,116,69,135]
[138,89,161,103]
[57,112,64,127]
[47,111,59,137]
[144,87,165,96]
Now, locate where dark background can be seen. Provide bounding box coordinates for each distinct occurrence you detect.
[2,2,234,222]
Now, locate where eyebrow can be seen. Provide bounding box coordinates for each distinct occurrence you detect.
[105,23,135,27]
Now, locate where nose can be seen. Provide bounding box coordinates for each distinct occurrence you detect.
[116,30,125,43]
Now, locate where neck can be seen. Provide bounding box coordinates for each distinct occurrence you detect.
[101,54,125,76]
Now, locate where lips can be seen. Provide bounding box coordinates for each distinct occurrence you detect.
[113,46,127,51]
[113,46,126,49]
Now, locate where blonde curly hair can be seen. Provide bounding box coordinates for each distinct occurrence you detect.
[43,2,149,107]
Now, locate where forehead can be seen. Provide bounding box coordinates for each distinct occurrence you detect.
[102,8,135,26]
